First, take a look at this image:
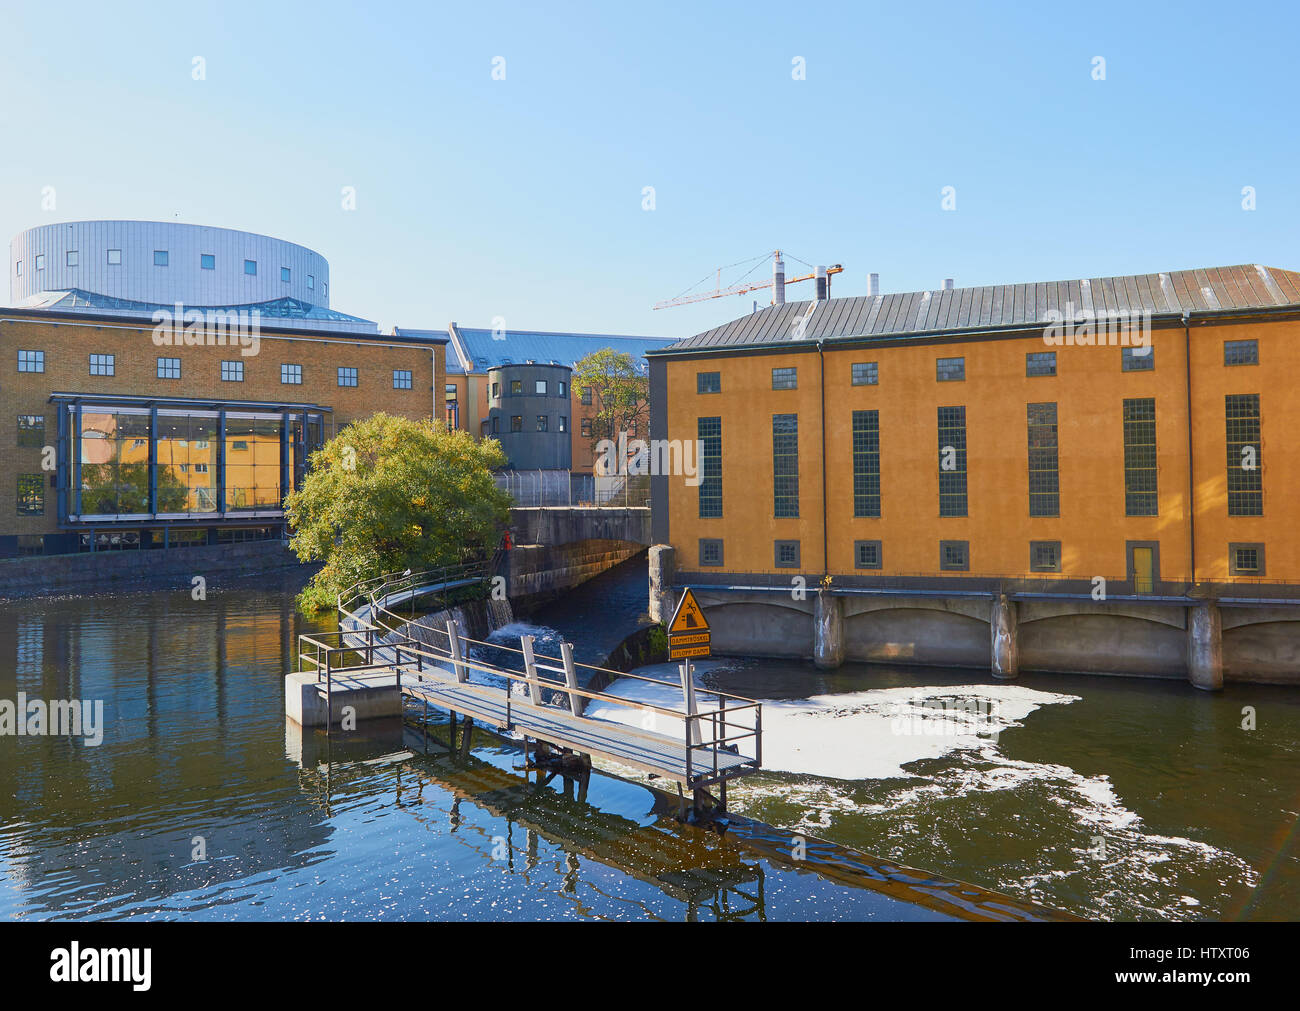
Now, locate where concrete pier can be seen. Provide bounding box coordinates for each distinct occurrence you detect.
[1186,601,1224,691]
[990,593,1019,679]
[648,544,676,625]
[813,589,845,669]
[285,670,402,728]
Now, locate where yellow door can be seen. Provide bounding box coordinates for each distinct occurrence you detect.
[1132,547,1154,593]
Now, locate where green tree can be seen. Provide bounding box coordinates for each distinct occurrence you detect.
[284,413,511,613]
[572,348,651,458]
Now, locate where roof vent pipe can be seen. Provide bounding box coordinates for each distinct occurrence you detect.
[942,278,954,290]
[815,265,828,302]
[773,251,786,306]
[868,272,880,296]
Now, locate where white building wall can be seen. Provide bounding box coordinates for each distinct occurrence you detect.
[9,221,330,308]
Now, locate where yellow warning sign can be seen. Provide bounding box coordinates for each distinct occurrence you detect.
[668,632,711,646]
[669,644,711,659]
[668,588,709,635]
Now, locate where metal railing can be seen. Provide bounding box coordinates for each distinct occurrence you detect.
[494,470,651,508]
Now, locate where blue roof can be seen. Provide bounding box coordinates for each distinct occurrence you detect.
[394,325,679,375]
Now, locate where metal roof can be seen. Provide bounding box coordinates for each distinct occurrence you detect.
[653,264,1300,355]
[395,324,678,374]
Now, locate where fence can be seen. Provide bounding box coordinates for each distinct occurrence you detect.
[495,470,651,508]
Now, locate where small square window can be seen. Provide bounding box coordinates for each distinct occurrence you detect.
[281,363,303,385]
[66,250,78,267]
[244,259,257,275]
[699,538,724,567]
[154,250,169,267]
[17,415,45,448]
[89,353,115,376]
[281,266,292,283]
[18,350,45,373]
[772,367,798,390]
[393,369,412,390]
[510,415,523,432]
[307,274,315,289]
[1224,340,1259,366]
[510,380,523,396]
[17,474,44,516]
[854,540,882,569]
[35,254,46,271]
[337,367,358,387]
[1122,346,1154,371]
[107,249,122,265]
[535,380,548,395]
[1229,542,1265,577]
[936,357,965,382]
[1029,540,1061,573]
[851,362,878,386]
[558,416,568,432]
[1026,352,1056,377]
[536,415,549,432]
[697,371,721,394]
[201,253,216,270]
[774,539,800,568]
[157,357,181,380]
[221,360,244,382]
[939,540,969,571]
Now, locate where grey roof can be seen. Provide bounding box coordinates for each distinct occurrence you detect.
[654,264,1300,355]
[395,324,678,374]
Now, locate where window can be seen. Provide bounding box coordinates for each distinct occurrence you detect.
[281,363,303,385]
[491,382,500,399]
[66,250,78,267]
[771,367,797,390]
[510,380,523,396]
[393,369,413,390]
[1229,543,1265,577]
[851,362,878,386]
[937,406,967,516]
[775,540,800,568]
[1226,394,1262,516]
[936,357,965,382]
[940,540,969,571]
[699,538,724,567]
[773,413,799,517]
[17,475,43,516]
[699,416,722,518]
[1224,340,1259,366]
[337,367,358,387]
[1030,541,1061,573]
[852,410,880,517]
[244,259,257,275]
[558,381,567,397]
[1027,403,1059,517]
[1122,346,1154,371]
[89,353,115,376]
[558,416,568,433]
[154,250,168,266]
[1026,351,1056,377]
[221,360,244,382]
[697,371,721,394]
[535,380,548,395]
[581,419,592,437]
[35,254,45,271]
[17,415,44,447]
[510,415,523,433]
[157,357,181,380]
[281,267,291,283]
[107,249,122,265]
[307,274,315,290]
[1122,398,1157,516]
[580,386,593,405]
[14,261,20,276]
[201,253,215,270]
[491,417,499,435]
[536,415,549,432]
[855,540,882,570]
[18,350,44,373]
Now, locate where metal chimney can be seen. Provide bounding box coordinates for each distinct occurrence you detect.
[815,265,828,302]
[942,278,954,290]
[868,273,880,296]
[773,251,786,306]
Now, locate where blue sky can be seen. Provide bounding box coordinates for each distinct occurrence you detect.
[2,0,1298,339]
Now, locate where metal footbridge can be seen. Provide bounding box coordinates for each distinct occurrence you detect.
[296,565,762,810]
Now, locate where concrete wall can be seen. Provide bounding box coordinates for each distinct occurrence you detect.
[509,506,649,548]
[507,540,643,611]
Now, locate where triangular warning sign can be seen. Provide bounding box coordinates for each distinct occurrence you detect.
[669,587,709,634]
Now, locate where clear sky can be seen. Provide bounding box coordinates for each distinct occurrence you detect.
[2,0,1298,340]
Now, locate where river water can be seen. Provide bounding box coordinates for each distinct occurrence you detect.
[1,558,1296,920]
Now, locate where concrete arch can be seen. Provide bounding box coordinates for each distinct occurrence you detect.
[1019,612,1185,677]
[705,600,815,659]
[1223,620,1300,684]
[843,606,990,669]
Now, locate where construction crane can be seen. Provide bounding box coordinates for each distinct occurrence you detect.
[653,250,844,310]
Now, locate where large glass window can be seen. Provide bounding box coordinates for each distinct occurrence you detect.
[852,410,880,517]
[79,410,152,515]
[1027,402,1059,517]
[224,416,283,510]
[938,406,967,516]
[698,416,722,518]
[773,413,799,517]
[156,412,219,514]
[17,415,45,447]
[17,475,43,516]
[1122,398,1158,516]
[1226,394,1262,516]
